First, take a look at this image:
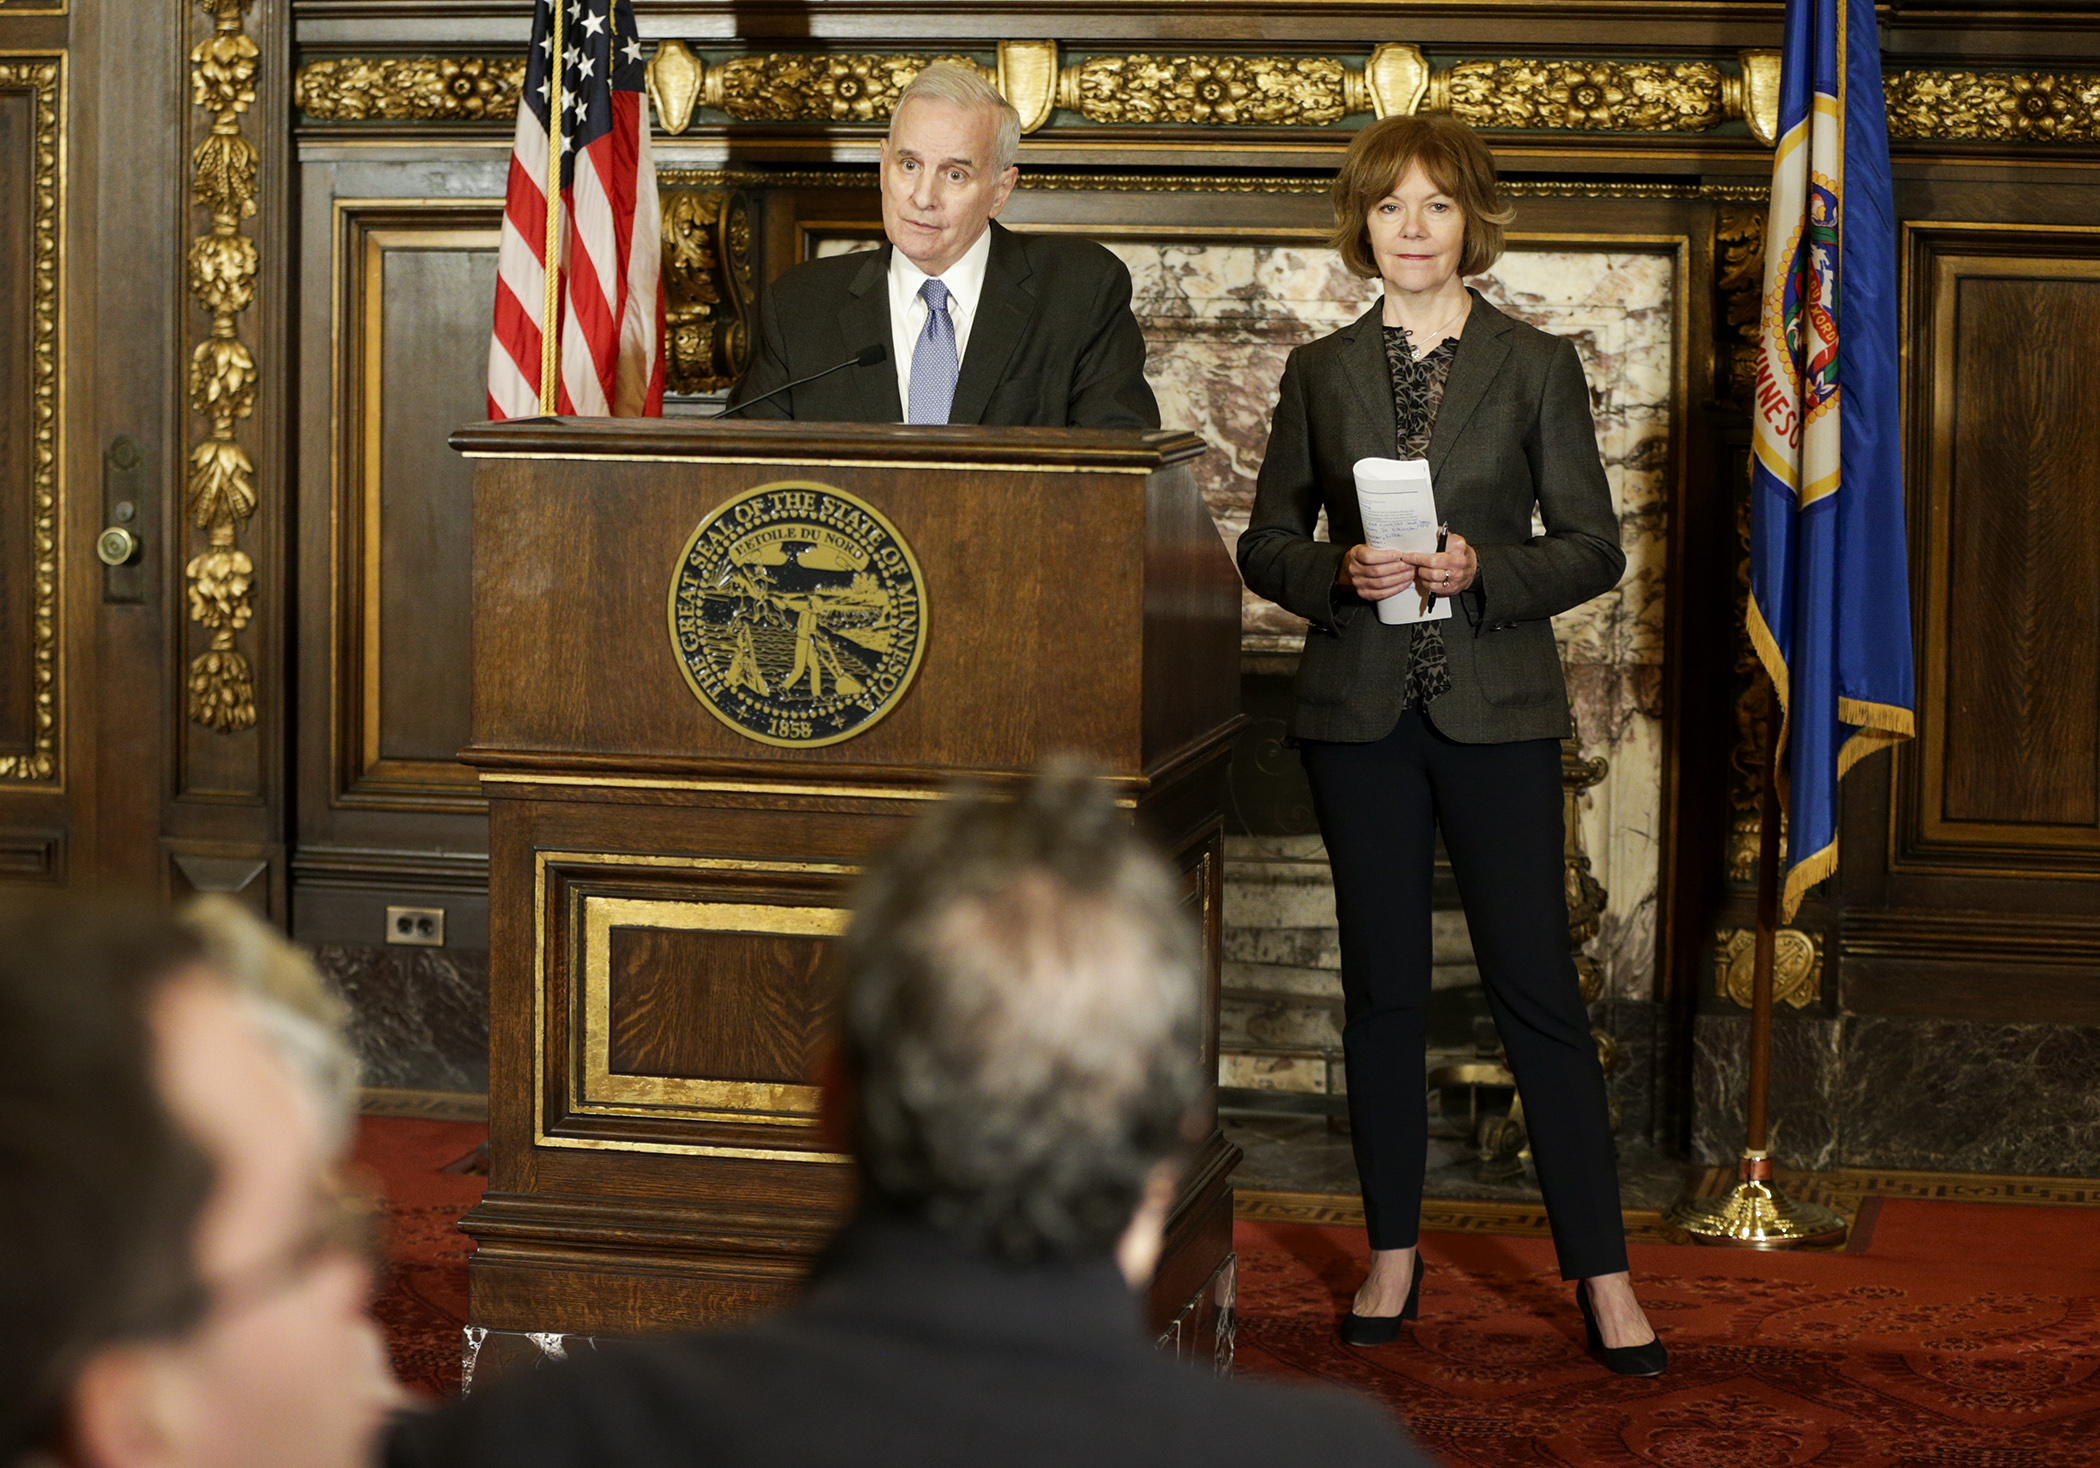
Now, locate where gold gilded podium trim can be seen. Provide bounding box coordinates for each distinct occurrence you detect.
[579,894,847,1116]
[533,850,858,1163]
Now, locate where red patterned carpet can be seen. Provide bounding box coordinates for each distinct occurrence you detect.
[358,1118,2100,1464]
[1236,1208,2100,1467]
[354,1115,488,1398]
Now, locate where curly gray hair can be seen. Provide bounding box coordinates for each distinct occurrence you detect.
[840,761,1203,1263]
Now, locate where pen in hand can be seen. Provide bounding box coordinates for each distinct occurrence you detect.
[1422,522,1450,611]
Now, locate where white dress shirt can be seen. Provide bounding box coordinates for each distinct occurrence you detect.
[886,227,993,416]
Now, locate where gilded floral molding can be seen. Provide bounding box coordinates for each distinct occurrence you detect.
[1714,927,1823,1010]
[0,60,62,784]
[294,55,524,121]
[1438,60,1731,132]
[644,46,988,132]
[294,46,2100,150]
[186,0,261,733]
[1058,54,1356,127]
[661,187,755,395]
[648,41,1765,138]
[1885,69,2100,142]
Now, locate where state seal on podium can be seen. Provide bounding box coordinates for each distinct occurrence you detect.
[667,480,928,747]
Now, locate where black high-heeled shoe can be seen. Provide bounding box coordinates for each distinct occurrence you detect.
[1339,1252,1424,1346]
[1575,1279,1668,1377]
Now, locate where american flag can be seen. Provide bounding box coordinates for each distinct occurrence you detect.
[487,0,664,418]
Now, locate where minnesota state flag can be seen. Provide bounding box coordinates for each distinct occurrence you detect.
[1750,0,1916,919]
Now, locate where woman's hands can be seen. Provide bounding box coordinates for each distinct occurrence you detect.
[1337,533,1477,600]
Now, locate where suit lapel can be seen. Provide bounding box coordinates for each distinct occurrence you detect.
[1426,291,1514,477]
[947,223,1031,426]
[840,247,902,421]
[1338,303,1397,454]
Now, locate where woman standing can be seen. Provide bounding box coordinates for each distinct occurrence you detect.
[1237,113,1664,1375]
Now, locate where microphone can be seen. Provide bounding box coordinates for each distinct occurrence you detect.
[714,344,887,418]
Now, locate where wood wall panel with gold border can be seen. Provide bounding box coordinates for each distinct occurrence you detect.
[1897,221,2100,882]
[0,57,63,793]
[330,200,501,814]
[1833,218,2100,1026]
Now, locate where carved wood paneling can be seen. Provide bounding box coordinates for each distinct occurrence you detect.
[606,927,836,1081]
[185,0,263,736]
[332,203,502,811]
[536,849,855,1156]
[0,60,61,786]
[1901,225,2100,879]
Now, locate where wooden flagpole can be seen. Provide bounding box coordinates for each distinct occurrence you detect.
[537,0,566,414]
[1666,679,1846,1248]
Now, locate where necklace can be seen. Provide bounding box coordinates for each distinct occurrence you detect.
[1389,297,1469,360]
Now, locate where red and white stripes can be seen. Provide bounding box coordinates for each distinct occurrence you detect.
[488,62,662,419]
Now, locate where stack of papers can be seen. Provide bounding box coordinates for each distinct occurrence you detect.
[1352,457,1450,626]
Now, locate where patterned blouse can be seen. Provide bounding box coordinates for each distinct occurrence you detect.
[1380,327,1460,710]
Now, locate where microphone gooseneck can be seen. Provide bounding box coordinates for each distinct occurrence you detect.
[715,344,888,418]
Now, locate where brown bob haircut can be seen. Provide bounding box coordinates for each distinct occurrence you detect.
[1330,112,1515,280]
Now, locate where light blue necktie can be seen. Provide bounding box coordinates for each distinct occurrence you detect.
[907,277,959,425]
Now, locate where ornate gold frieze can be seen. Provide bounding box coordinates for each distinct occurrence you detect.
[1714,927,1823,1010]
[647,40,1766,137]
[648,43,990,133]
[1057,54,1353,127]
[717,52,983,123]
[185,0,261,733]
[1885,68,2100,142]
[0,59,62,783]
[294,55,525,121]
[1435,59,1730,133]
[305,45,2100,148]
[660,188,754,396]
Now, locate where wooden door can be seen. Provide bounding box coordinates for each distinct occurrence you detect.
[0,0,289,900]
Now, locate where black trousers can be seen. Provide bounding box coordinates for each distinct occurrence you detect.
[1300,710,1629,1281]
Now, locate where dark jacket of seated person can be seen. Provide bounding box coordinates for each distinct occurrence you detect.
[385,1208,1412,1468]
[387,766,1417,1468]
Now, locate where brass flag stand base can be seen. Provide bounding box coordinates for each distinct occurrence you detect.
[1676,687,1850,1250]
[1667,1150,1848,1248]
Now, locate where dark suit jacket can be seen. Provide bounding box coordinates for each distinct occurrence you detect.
[727,221,1160,429]
[385,1214,1419,1468]
[1238,290,1625,744]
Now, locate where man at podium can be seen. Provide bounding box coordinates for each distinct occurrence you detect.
[726,64,1160,430]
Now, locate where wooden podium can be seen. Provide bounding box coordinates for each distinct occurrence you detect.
[447,416,1246,1368]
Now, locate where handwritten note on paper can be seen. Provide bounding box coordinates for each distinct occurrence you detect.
[1352,457,1450,627]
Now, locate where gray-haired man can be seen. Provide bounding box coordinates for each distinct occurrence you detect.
[387,766,1420,1468]
[726,64,1159,428]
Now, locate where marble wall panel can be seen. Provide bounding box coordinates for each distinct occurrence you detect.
[1837,1017,2100,1175]
[1691,1010,1845,1170]
[1110,244,1379,649]
[315,942,491,1094]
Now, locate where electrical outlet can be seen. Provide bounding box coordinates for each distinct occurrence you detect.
[385,906,445,947]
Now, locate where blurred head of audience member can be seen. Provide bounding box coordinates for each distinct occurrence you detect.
[835,760,1205,1282]
[0,894,393,1468]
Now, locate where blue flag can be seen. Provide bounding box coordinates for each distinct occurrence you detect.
[1749,0,1915,918]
